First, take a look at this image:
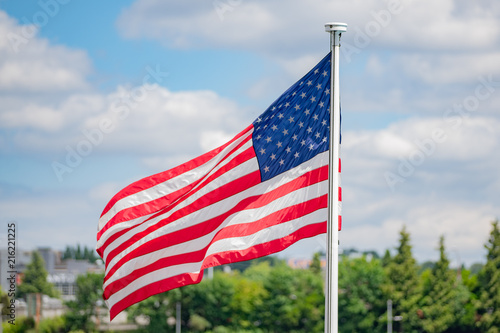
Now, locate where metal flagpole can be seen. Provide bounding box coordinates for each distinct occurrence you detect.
[324,22,347,333]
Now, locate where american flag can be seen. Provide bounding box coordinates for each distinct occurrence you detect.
[97,52,341,319]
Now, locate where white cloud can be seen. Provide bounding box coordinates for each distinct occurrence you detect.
[0,11,91,93]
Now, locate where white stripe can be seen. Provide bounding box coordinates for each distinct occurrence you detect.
[98,128,253,231]
[106,207,327,309]
[103,151,327,273]
[103,178,328,291]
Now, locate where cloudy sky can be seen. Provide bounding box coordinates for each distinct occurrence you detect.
[0,0,499,267]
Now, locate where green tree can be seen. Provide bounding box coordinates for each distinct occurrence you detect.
[383,226,421,333]
[127,292,171,332]
[310,252,322,275]
[419,236,465,332]
[381,249,392,268]
[64,273,104,332]
[338,256,386,333]
[476,220,500,332]
[17,251,58,299]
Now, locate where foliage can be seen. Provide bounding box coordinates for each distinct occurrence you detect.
[309,252,322,275]
[38,316,67,333]
[63,272,104,332]
[383,226,422,333]
[338,256,386,333]
[62,244,100,263]
[419,236,474,333]
[476,220,500,332]
[1,317,35,333]
[17,251,58,300]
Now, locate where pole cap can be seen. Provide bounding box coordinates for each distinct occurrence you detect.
[325,22,347,33]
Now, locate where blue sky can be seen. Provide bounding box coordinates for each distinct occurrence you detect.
[0,0,499,267]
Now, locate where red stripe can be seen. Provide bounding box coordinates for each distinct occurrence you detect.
[97,131,253,242]
[100,125,253,218]
[97,145,256,256]
[103,195,327,298]
[108,222,326,320]
[104,165,328,284]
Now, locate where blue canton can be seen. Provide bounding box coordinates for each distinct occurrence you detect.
[253,53,331,181]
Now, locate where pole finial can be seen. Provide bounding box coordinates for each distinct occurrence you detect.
[324,22,347,33]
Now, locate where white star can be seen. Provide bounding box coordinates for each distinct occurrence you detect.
[279,159,285,166]
[304,109,311,115]
[288,116,294,123]
[277,141,282,148]
[278,113,284,119]
[307,127,312,133]
[256,134,262,140]
[314,69,319,74]
[316,83,322,90]
[256,117,262,123]
[294,104,300,111]
[264,166,270,173]
[272,125,278,131]
[285,102,290,107]
[313,114,319,121]
[322,137,327,143]
[265,136,272,143]
[322,70,328,77]
[301,140,306,146]
[259,148,266,155]
[322,120,327,126]
[325,88,330,95]
[319,101,325,107]
[301,92,306,98]
[282,129,289,135]
[294,152,300,158]
[286,147,292,153]
[298,122,304,128]
[310,96,316,103]
[270,153,276,160]
[315,132,321,139]
[307,80,313,86]
[292,134,298,141]
[309,144,315,151]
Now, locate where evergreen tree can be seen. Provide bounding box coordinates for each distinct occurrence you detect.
[310,252,322,275]
[476,220,500,332]
[419,236,457,332]
[17,251,58,299]
[382,249,392,268]
[383,226,421,333]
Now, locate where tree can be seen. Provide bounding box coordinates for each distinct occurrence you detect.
[310,252,322,275]
[383,226,421,333]
[419,236,460,332]
[338,256,386,333]
[17,251,58,299]
[64,272,104,332]
[476,220,500,332]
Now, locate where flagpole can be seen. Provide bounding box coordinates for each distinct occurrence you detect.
[324,22,347,333]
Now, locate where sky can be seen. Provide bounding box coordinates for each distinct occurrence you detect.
[0,0,499,267]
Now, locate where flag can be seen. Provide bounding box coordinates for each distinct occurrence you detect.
[97,52,342,319]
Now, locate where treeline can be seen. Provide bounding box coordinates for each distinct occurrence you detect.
[62,244,100,263]
[127,220,500,333]
[2,221,499,332]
